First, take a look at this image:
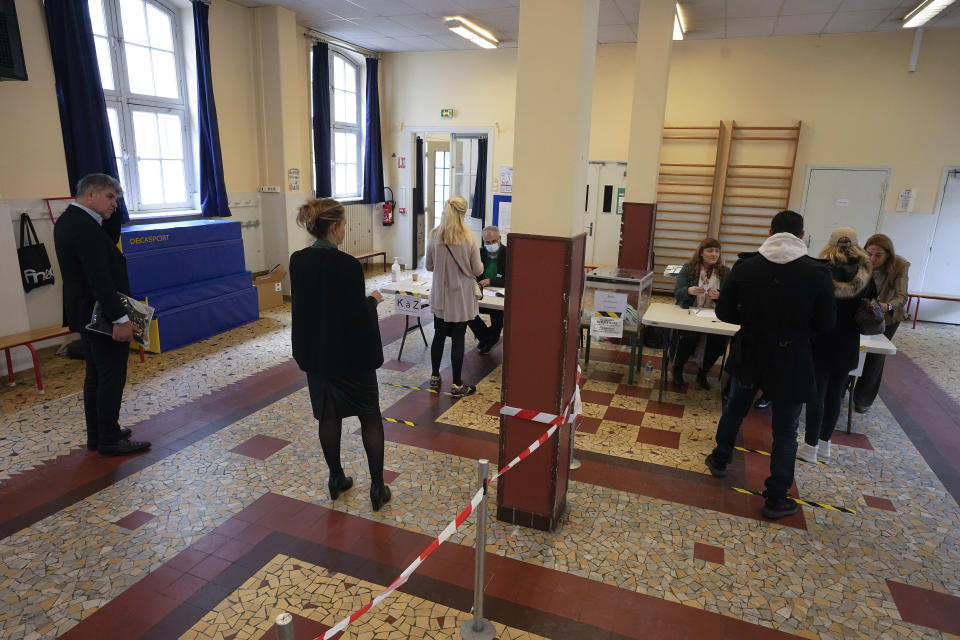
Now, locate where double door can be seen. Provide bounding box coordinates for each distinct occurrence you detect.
[583,161,627,264]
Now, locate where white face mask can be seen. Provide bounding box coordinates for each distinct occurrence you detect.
[484,242,499,253]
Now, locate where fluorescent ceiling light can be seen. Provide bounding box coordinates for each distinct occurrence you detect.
[674,4,686,40]
[446,16,498,49]
[902,0,957,28]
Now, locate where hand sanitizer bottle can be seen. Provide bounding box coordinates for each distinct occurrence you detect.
[391,257,401,282]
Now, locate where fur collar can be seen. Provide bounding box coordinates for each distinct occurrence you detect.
[832,252,873,299]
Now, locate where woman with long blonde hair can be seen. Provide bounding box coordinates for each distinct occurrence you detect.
[425,196,483,397]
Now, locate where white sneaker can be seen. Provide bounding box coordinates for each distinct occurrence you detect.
[797,442,818,464]
[818,440,831,464]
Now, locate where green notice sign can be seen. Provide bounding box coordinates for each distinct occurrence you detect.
[441,108,456,118]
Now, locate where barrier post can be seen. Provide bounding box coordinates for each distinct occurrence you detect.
[461,459,495,640]
[275,612,294,640]
[569,421,581,470]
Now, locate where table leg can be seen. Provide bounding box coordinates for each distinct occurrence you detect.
[628,333,637,386]
[585,326,591,365]
[719,336,730,402]
[27,343,43,393]
[416,317,427,346]
[912,298,920,329]
[398,315,410,361]
[4,347,14,386]
[847,375,855,434]
[658,328,672,403]
[383,254,388,273]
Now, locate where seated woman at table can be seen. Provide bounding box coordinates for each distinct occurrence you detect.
[672,238,729,389]
[799,227,876,465]
[853,233,909,413]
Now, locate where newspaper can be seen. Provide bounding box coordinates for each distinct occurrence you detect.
[86,293,155,349]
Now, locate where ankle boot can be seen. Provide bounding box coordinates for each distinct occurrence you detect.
[370,483,392,511]
[328,472,354,500]
[696,369,711,390]
[672,363,686,387]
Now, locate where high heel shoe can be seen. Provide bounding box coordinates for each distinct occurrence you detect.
[370,483,392,511]
[328,473,354,500]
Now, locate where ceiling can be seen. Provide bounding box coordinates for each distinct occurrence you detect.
[226,0,960,52]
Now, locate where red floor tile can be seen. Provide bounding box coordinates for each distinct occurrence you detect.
[486,402,503,416]
[581,389,614,405]
[575,416,602,435]
[383,469,400,484]
[862,494,896,511]
[380,359,416,372]
[603,405,646,427]
[588,348,633,364]
[159,572,207,600]
[887,579,960,635]
[229,434,291,460]
[693,542,725,564]
[257,613,330,640]
[588,370,623,383]
[644,400,685,418]
[830,431,873,450]
[113,509,156,530]
[187,554,233,581]
[635,426,681,449]
[616,384,651,398]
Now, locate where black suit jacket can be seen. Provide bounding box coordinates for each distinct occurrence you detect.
[290,246,383,377]
[716,250,835,402]
[53,205,131,333]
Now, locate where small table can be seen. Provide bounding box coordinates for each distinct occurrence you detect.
[351,250,388,273]
[906,291,960,329]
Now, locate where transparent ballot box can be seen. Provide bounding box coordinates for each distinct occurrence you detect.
[580,266,654,333]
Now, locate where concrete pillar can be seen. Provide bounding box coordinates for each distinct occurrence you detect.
[510,0,599,237]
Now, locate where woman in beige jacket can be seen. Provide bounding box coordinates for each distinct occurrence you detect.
[426,196,483,397]
[853,233,910,413]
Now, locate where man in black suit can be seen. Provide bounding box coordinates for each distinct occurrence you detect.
[704,210,834,519]
[467,225,507,355]
[54,174,150,456]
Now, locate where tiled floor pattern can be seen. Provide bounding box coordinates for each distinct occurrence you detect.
[893,321,960,405]
[1,272,960,639]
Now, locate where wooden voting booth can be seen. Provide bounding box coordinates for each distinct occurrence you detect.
[619,202,656,271]
[497,233,586,531]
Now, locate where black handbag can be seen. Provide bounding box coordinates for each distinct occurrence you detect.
[855,298,885,336]
[17,213,55,292]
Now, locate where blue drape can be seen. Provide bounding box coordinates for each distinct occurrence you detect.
[413,136,424,215]
[44,0,128,241]
[361,57,384,204]
[193,1,230,217]
[312,42,332,198]
[471,137,488,220]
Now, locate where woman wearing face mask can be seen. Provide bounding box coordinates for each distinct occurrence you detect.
[852,233,909,413]
[672,238,729,389]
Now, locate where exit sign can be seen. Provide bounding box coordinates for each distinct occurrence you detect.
[440,108,456,118]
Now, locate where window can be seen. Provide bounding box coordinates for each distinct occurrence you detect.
[331,52,362,199]
[89,0,194,213]
[433,150,451,219]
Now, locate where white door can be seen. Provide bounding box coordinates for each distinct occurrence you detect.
[918,170,960,324]
[592,162,628,265]
[583,163,600,262]
[801,168,888,255]
[451,135,483,245]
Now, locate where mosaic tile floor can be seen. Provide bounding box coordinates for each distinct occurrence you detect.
[1,270,959,640]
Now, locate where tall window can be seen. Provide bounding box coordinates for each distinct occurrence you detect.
[433,150,451,219]
[331,52,361,199]
[89,0,193,213]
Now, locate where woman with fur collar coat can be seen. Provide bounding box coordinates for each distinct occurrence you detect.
[799,227,877,465]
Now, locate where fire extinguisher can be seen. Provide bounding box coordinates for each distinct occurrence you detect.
[382,187,395,226]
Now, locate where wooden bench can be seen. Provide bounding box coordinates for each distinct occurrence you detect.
[351,250,387,273]
[906,291,960,329]
[2,326,145,393]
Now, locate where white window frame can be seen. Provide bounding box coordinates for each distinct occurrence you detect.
[91,0,196,214]
[433,149,451,220]
[329,49,363,200]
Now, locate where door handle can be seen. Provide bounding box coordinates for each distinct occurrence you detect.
[588,222,594,236]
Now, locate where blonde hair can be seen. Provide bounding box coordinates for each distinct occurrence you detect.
[433,196,472,246]
[297,198,344,239]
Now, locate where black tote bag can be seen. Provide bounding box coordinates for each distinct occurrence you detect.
[18,213,56,292]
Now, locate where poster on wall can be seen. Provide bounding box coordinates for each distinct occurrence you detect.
[499,166,513,193]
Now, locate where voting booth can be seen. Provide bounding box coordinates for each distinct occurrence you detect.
[121,220,259,353]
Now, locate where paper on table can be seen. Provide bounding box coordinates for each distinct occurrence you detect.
[484,286,505,297]
[693,308,717,320]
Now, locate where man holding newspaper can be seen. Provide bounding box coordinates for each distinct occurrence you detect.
[54,174,151,457]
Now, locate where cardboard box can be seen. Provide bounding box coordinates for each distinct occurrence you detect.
[254,264,286,310]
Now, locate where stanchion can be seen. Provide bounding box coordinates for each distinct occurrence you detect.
[275,612,294,640]
[569,420,581,470]
[460,459,495,640]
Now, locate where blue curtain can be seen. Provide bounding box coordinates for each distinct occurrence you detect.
[193,1,230,217]
[312,42,332,197]
[413,136,424,215]
[361,57,384,204]
[44,0,128,241]
[471,137,488,220]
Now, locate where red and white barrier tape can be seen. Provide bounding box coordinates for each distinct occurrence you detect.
[312,366,582,640]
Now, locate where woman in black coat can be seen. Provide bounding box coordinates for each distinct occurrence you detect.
[290,198,391,511]
[672,238,729,389]
[799,227,876,465]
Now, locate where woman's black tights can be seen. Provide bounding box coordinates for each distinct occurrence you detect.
[431,317,467,385]
[317,392,384,485]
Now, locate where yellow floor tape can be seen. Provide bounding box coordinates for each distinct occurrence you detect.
[730,486,856,514]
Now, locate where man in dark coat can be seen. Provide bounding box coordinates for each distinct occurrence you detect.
[704,210,835,519]
[467,225,507,355]
[54,174,150,457]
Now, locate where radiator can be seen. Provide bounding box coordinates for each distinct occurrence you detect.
[342,203,374,253]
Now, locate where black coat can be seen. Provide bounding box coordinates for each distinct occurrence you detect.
[53,205,131,333]
[478,245,506,287]
[813,254,877,373]
[716,248,836,402]
[290,246,383,377]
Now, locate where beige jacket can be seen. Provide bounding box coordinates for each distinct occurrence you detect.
[875,255,910,325]
[426,232,483,322]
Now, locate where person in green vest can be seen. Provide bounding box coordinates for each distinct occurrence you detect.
[468,226,507,355]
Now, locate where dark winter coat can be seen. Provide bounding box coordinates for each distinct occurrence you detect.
[673,262,729,308]
[716,233,836,402]
[813,253,877,373]
[290,244,383,377]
